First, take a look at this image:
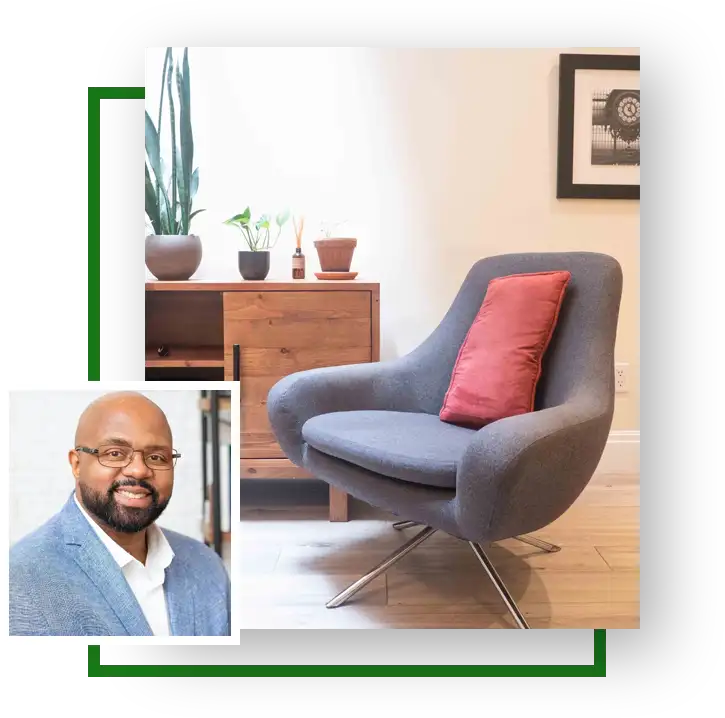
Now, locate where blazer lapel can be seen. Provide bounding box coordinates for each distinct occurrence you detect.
[61,495,152,637]
[164,551,196,636]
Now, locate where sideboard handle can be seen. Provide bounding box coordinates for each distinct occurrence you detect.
[233,344,240,382]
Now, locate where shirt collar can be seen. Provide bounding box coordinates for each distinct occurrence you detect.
[73,494,174,572]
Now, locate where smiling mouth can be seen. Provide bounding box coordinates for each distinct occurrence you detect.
[115,489,151,499]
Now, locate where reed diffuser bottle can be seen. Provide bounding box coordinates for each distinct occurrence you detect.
[292,215,306,279]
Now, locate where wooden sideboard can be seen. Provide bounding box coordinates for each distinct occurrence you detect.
[145,278,380,521]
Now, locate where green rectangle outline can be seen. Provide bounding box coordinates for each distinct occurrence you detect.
[88,86,144,381]
[87,85,606,678]
[88,631,605,677]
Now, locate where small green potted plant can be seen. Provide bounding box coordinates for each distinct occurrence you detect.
[224,207,290,280]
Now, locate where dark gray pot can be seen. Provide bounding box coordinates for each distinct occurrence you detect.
[145,234,202,280]
[238,251,270,280]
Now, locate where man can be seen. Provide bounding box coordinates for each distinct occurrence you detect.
[10,391,231,636]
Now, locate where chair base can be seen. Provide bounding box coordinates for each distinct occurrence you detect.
[325,526,437,608]
[326,524,532,628]
[468,542,530,629]
[392,520,561,553]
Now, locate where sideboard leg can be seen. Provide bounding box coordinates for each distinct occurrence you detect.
[329,486,349,522]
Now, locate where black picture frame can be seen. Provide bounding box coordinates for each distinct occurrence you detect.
[556,53,640,200]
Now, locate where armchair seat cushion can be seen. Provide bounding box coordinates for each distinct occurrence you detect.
[301,410,476,489]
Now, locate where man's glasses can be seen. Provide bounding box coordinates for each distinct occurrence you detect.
[75,444,181,470]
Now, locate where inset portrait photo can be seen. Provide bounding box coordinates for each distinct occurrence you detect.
[8,384,238,640]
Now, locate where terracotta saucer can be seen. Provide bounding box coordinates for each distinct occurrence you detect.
[315,271,358,280]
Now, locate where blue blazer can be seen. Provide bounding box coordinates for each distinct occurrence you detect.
[9,494,231,636]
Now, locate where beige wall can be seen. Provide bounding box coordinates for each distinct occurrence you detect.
[146,47,639,430]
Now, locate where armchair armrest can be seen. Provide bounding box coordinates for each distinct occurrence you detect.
[454,399,613,541]
[267,358,422,466]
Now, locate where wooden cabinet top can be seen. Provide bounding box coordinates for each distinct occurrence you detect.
[145,278,380,292]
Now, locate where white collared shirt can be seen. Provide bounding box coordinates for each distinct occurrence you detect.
[74,495,174,636]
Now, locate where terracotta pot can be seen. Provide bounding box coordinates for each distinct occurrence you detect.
[238,250,270,280]
[314,238,357,272]
[145,234,202,280]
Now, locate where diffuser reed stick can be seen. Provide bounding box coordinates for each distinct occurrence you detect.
[293,215,305,249]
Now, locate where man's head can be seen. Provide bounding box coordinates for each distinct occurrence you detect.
[69,392,175,533]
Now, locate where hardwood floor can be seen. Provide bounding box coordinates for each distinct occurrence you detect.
[238,472,639,629]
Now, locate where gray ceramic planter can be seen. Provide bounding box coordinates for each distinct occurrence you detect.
[238,251,270,280]
[145,234,202,280]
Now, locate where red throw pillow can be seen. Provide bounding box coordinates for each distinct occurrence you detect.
[439,270,571,429]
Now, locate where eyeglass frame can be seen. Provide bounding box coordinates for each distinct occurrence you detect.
[75,445,181,470]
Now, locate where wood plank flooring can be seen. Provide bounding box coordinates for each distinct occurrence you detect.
[238,472,639,629]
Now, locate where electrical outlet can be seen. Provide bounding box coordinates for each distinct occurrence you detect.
[615,363,629,393]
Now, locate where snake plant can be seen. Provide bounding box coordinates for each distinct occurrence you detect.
[145,47,204,235]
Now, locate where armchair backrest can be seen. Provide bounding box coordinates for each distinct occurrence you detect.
[404,252,623,417]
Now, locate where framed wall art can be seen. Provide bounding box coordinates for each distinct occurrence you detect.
[556,53,640,200]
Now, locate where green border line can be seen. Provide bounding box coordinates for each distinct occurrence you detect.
[88,631,605,677]
[86,85,606,678]
[87,87,144,381]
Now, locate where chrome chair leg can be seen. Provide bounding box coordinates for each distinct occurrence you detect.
[395,524,560,554]
[326,526,436,608]
[468,542,531,629]
[393,521,561,553]
[513,534,561,553]
[392,520,419,530]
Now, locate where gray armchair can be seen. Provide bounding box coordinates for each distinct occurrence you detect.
[267,252,623,628]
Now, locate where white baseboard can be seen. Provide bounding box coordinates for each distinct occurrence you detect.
[595,430,640,474]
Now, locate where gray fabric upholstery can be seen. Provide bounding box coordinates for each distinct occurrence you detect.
[267,252,623,543]
[302,410,476,488]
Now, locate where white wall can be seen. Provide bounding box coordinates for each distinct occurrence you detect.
[146,47,639,430]
[9,390,206,545]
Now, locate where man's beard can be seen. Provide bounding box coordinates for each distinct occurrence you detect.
[78,478,170,533]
